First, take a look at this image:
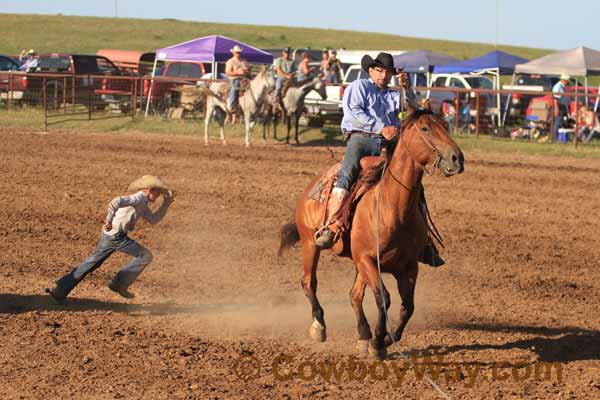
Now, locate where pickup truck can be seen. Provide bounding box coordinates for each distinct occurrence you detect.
[0,55,26,102]
[303,65,427,126]
[144,61,207,111]
[10,53,133,109]
[303,64,365,126]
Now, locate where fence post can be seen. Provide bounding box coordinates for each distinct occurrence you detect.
[475,92,480,138]
[132,77,137,119]
[43,77,48,132]
[8,74,13,110]
[88,75,92,121]
[63,76,67,113]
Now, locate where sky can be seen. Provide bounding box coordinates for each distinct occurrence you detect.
[4,0,600,50]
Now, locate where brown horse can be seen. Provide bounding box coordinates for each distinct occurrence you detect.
[279,110,464,359]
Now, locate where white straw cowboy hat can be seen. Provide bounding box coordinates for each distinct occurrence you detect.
[230,45,243,53]
[128,175,170,194]
[560,74,571,81]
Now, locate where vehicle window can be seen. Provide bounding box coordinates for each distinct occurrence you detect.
[73,56,101,74]
[359,70,369,80]
[464,77,493,89]
[165,63,181,77]
[0,57,18,71]
[38,56,71,72]
[96,57,119,74]
[448,78,465,88]
[345,69,360,83]
[177,63,203,78]
[432,77,446,87]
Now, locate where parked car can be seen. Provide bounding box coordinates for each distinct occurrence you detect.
[303,64,427,126]
[0,55,25,102]
[143,61,208,113]
[17,53,133,109]
[505,74,597,120]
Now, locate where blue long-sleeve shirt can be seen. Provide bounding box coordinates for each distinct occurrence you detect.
[341,78,418,135]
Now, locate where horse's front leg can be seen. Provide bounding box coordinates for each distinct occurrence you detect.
[286,114,292,144]
[349,270,372,356]
[359,257,391,360]
[385,262,418,347]
[294,112,300,145]
[244,114,252,147]
[204,104,211,146]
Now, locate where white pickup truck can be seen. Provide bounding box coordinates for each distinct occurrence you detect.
[302,64,367,126]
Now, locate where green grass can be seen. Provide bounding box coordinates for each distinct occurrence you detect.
[0,13,553,61]
[2,108,599,159]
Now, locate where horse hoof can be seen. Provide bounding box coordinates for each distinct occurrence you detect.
[222,141,228,146]
[309,320,326,342]
[368,341,387,360]
[356,340,369,357]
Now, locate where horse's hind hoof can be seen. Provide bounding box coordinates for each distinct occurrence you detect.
[309,320,327,342]
[356,340,369,357]
[368,340,387,360]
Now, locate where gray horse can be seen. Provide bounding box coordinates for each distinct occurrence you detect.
[281,77,327,144]
[203,67,275,147]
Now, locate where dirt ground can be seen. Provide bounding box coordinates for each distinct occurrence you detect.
[1,128,599,400]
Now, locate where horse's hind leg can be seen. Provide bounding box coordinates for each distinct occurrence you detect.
[349,270,372,356]
[204,104,212,146]
[300,241,326,342]
[385,262,418,348]
[294,113,300,145]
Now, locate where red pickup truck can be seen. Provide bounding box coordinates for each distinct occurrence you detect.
[0,54,27,102]
[1,53,133,108]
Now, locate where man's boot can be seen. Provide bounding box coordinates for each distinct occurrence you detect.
[420,237,445,267]
[315,188,347,249]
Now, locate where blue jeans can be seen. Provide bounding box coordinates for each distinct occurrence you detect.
[274,77,287,99]
[335,134,384,191]
[328,72,340,85]
[228,78,241,108]
[54,232,153,298]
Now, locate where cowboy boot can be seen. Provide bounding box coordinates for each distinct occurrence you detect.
[315,188,347,249]
[418,189,445,267]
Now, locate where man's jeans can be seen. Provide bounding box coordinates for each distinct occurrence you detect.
[335,134,385,191]
[228,78,241,108]
[54,232,153,298]
[577,126,596,143]
[274,77,287,99]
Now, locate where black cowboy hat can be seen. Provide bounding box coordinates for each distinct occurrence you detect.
[361,52,402,73]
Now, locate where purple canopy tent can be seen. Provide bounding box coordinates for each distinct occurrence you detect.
[145,35,273,116]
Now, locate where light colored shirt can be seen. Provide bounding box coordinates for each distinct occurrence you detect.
[341,78,417,135]
[552,81,565,99]
[103,191,171,236]
[225,57,248,78]
[274,57,294,77]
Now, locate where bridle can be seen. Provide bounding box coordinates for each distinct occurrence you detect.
[398,115,444,176]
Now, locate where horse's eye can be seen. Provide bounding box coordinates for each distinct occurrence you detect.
[421,126,430,133]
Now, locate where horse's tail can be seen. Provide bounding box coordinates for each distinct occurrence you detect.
[278,222,300,257]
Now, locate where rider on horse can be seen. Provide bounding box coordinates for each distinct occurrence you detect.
[314,52,445,267]
[226,45,251,121]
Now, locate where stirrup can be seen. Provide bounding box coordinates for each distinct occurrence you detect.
[420,241,445,268]
[314,228,335,249]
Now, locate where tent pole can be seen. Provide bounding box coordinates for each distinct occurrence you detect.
[585,76,588,105]
[144,59,158,117]
[496,68,501,127]
[502,72,515,127]
[595,84,600,113]
[212,61,216,79]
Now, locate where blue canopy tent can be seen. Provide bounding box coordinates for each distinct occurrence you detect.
[433,50,529,126]
[393,50,458,86]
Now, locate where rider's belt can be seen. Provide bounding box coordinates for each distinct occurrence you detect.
[347,131,384,139]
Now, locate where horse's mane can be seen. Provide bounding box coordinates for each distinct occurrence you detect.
[359,109,436,186]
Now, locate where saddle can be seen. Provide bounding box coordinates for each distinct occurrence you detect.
[308,156,387,255]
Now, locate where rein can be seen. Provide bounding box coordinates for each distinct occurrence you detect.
[399,116,443,176]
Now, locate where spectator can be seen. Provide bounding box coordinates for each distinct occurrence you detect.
[19,49,38,72]
[319,49,330,79]
[327,50,343,84]
[576,105,600,143]
[442,101,457,132]
[274,47,294,103]
[552,74,571,141]
[296,52,315,82]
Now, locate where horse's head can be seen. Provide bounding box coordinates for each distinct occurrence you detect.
[257,66,275,89]
[311,77,327,100]
[398,109,464,177]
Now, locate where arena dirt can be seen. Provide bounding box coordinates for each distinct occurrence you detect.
[1,128,599,399]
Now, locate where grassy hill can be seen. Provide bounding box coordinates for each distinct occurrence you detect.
[0,13,553,60]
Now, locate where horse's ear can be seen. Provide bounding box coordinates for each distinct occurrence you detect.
[419,98,432,112]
